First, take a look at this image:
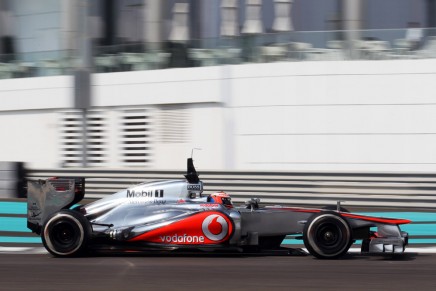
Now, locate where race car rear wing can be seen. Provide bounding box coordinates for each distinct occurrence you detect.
[27,177,85,234]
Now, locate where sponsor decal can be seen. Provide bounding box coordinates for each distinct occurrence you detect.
[129,211,233,245]
[187,184,202,191]
[200,203,219,208]
[159,234,204,243]
[30,211,41,218]
[28,203,41,222]
[202,214,229,241]
[28,203,40,212]
[127,189,164,198]
[125,199,167,205]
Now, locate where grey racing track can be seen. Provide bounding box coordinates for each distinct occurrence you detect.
[1,251,435,290]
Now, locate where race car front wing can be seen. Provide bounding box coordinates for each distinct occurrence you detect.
[361,224,409,254]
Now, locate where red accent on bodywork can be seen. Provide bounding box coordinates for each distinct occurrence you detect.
[129,211,233,244]
[265,206,411,225]
[341,213,411,225]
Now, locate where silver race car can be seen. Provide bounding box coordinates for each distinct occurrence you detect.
[27,158,410,259]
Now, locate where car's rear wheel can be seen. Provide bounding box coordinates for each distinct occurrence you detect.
[41,209,91,257]
[303,211,352,259]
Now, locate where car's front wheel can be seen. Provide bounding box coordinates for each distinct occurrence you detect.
[303,211,352,259]
[41,209,91,257]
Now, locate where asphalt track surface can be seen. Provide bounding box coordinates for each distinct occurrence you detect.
[1,250,436,290]
[2,201,436,290]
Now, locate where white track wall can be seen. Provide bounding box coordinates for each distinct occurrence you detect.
[1,59,436,172]
[230,59,436,172]
[0,76,72,168]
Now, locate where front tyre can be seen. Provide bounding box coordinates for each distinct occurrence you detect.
[303,211,352,259]
[41,209,91,257]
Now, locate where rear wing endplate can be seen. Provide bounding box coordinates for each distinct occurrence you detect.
[27,178,85,234]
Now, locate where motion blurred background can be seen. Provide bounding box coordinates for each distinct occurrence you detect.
[1,0,436,207]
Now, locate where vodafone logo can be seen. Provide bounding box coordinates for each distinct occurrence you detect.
[130,211,232,245]
[201,214,229,241]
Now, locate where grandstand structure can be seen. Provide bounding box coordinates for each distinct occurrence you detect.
[1,0,436,173]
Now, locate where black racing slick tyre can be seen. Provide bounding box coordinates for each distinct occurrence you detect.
[41,209,91,257]
[303,211,352,259]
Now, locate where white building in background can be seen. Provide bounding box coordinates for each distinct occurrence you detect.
[1,0,436,173]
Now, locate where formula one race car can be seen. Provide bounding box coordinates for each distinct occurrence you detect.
[27,158,410,259]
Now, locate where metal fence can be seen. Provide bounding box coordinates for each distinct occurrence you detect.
[26,168,436,209]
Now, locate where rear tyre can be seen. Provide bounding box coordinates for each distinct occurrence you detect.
[41,209,91,257]
[303,211,352,259]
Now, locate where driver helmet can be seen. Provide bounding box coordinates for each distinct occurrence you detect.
[208,191,233,208]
